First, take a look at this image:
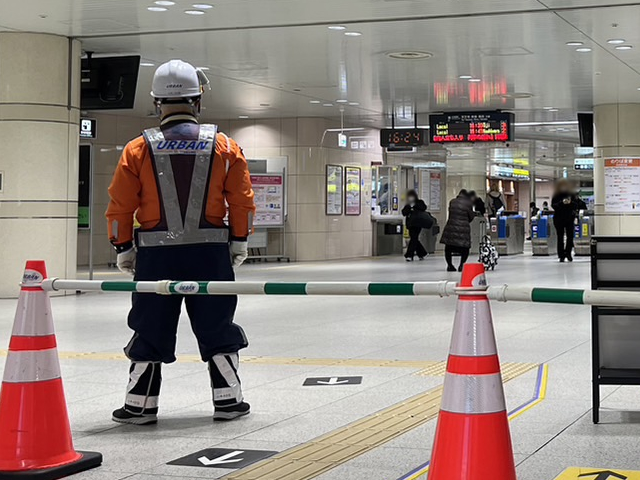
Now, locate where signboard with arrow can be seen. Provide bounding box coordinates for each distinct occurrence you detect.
[555,468,640,480]
[303,376,362,386]
[168,448,277,469]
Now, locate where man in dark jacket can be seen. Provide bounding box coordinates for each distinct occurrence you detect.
[551,179,581,262]
[402,190,428,261]
[440,190,475,272]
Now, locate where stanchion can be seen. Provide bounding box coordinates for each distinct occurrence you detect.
[428,263,516,480]
[0,261,102,480]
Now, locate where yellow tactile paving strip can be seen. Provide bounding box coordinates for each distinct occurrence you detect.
[220,362,538,480]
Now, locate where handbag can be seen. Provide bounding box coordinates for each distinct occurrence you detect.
[407,210,434,230]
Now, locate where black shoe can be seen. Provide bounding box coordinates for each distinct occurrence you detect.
[567,255,573,262]
[458,265,464,272]
[418,257,425,261]
[405,257,413,262]
[112,407,158,425]
[214,402,251,421]
[447,265,457,272]
[559,257,565,263]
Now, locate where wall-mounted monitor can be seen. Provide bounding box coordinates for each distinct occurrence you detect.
[81,55,140,110]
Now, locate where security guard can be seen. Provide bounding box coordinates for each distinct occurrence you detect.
[106,60,255,425]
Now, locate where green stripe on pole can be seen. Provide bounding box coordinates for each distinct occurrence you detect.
[102,282,138,292]
[368,283,415,296]
[264,283,307,295]
[531,288,585,305]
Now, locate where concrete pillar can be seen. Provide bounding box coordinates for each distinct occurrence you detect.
[594,104,640,235]
[0,33,81,297]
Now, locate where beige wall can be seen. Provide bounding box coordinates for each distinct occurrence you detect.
[78,115,381,266]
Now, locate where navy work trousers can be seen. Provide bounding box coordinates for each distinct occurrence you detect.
[125,243,248,363]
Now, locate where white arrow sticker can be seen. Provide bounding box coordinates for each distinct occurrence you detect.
[198,450,245,466]
[316,377,350,385]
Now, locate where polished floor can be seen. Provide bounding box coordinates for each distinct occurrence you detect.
[0,252,637,480]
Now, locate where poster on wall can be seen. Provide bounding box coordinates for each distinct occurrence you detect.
[78,145,91,229]
[250,174,285,227]
[420,170,431,203]
[429,172,442,211]
[604,158,640,213]
[345,167,361,216]
[326,165,344,215]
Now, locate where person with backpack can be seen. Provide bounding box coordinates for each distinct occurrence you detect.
[486,183,507,217]
[402,190,432,261]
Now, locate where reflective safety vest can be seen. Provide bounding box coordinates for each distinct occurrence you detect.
[137,124,229,247]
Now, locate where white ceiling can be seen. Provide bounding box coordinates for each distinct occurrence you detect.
[2,0,638,177]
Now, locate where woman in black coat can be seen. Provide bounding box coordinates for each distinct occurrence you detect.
[551,179,583,262]
[440,190,475,272]
[402,190,428,261]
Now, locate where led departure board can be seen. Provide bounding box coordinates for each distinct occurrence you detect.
[429,112,514,143]
[380,128,429,148]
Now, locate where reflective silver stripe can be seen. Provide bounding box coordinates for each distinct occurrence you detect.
[2,349,61,383]
[11,293,55,337]
[212,354,243,403]
[126,393,159,409]
[449,300,498,356]
[138,124,229,247]
[441,372,506,414]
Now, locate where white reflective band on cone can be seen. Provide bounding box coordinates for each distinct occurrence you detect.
[441,372,506,414]
[11,293,55,336]
[207,282,266,295]
[306,282,370,295]
[2,350,61,383]
[449,300,498,356]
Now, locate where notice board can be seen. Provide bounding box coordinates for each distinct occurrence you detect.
[250,174,285,227]
[345,167,361,216]
[326,165,344,215]
[419,169,442,212]
[604,157,640,213]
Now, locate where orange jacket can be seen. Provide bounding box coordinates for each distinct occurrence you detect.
[106,127,255,245]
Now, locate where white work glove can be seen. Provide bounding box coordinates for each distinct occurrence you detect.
[230,241,249,268]
[117,248,137,276]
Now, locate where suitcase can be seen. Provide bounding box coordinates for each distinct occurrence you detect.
[479,234,499,270]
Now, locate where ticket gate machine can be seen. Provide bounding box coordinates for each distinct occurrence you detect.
[490,215,525,255]
[574,211,594,256]
[532,215,557,256]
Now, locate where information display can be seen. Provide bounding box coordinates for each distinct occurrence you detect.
[418,169,442,212]
[430,111,514,143]
[604,157,640,213]
[345,167,361,216]
[326,165,344,215]
[379,129,429,148]
[250,174,285,227]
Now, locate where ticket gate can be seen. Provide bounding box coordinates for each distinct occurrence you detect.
[574,211,594,256]
[470,216,487,255]
[532,215,557,256]
[490,215,525,256]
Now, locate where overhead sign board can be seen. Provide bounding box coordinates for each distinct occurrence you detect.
[430,111,514,143]
[80,118,97,139]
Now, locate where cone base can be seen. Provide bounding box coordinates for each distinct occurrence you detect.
[0,451,102,480]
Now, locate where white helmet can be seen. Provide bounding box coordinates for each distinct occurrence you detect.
[151,59,206,99]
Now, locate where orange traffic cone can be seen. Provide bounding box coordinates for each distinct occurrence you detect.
[0,260,102,479]
[427,263,516,480]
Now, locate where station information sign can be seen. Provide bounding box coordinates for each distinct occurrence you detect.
[379,128,429,148]
[429,111,514,143]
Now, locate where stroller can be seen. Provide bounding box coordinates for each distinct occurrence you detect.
[479,234,499,270]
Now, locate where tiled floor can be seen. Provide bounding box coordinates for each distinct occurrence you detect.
[0,252,638,480]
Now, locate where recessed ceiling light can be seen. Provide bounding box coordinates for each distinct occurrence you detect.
[637,87,640,91]
[615,45,633,50]
[349,102,360,106]
[310,100,321,104]
[607,39,626,44]
[328,25,346,31]
[192,3,213,8]
[323,103,334,107]
[238,115,249,119]
[184,9,205,15]
[386,51,433,60]
[548,108,559,112]
[459,75,472,79]
[543,106,554,109]
[140,62,155,67]
[576,47,592,52]
[469,78,482,82]
[336,99,348,103]
[566,41,583,46]
[155,0,175,5]
[344,31,362,37]
[147,6,168,11]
